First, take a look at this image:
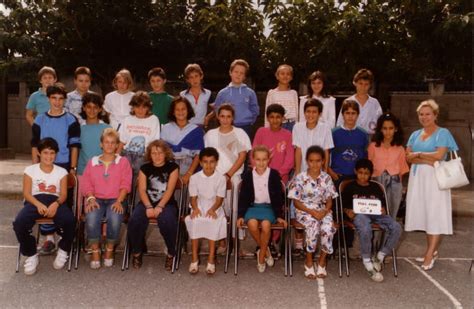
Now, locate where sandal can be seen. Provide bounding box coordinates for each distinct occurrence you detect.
[304,263,317,279]
[189,261,199,274]
[90,249,101,269]
[165,255,174,271]
[206,263,216,275]
[132,254,143,269]
[316,264,327,278]
[104,247,114,267]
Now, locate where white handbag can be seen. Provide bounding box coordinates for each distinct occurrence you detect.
[433,151,470,190]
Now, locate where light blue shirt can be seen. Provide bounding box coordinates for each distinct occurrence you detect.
[78,123,111,175]
[25,88,49,114]
[180,88,212,125]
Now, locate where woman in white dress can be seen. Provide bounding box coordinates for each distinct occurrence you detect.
[405,100,458,270]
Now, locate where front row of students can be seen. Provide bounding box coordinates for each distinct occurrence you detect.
[14,133,401,282]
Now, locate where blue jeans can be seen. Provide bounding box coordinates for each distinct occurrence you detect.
[13,194,75,257]
[86,198,123,245]
[353,214,402,259]
[373,172,403,219]
[128,202,178,256]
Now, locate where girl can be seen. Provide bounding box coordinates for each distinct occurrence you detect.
[237,146,286,272]
[118,91,160,177]
[264,64,299,131]
[104,68,135,130]
[204,104,252,252]
[185,147,227,275]
[13,138,75,275]
[161,97,204,185]
[368,113,409,219]
[288,145,338,279]
[127,140,179,271]
[299,71,336,128]
[82,128,132,269]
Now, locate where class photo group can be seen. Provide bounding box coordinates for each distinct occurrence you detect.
[14,58,460,282]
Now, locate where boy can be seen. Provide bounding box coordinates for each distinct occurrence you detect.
[13,138,76,275]
[25,66,57,126]
[329,100,369,184]
[148,67,173,125]
[213,59,259,138]
[65,66,92,122]
[31,83,81,254]
[336,69,382,135]
[253,103,294,184]
[341,159,401,282]
[185,147,227,275]
[179,64,213,127]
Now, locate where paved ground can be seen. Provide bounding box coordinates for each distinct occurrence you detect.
[0,156,473,308]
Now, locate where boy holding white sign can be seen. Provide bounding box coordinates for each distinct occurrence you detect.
[341,159,401,282]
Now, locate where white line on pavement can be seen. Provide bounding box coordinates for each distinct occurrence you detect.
[317,278,328,309]
[0,245,19,249]
[404,258,463,309]
[400,257,472,261]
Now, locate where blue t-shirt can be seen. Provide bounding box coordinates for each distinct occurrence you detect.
[31,112,81,165]
[407,127,458,156]
[78,123,111,175]
[330,126,369,176]
[25,89,49,114]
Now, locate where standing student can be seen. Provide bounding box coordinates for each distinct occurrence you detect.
[185,147,227,275]
[65,66,93,122]
[161,97,204,185]
[204,104,252,251]
[104,68,135,130]
[31,83,81,255]
[82,128,132,269]
[13,138,75,275]
[299,71,336,128]
[237,146,286,273]
[253,103,294,184]
[180,64,213,127]
[264,64,298,131]
[288,146,338,279]
[368,113,409,219]
[148,67,174,125]
[213,59,259,138]
[25,66,57,126]
[128,140,179,271]
[118,91,160,177]
[336,69,382,135]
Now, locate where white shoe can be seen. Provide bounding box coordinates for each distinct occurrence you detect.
[103,259,114,267]
[415,251,438,263]
[24,254,39,275]
[256,250,266,273]
[316,265,327,278]
[53,249,68,270]
[265,248,274,267]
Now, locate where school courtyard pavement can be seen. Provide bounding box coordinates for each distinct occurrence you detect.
[0,156,473,308]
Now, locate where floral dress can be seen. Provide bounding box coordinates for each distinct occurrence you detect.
[288,171,338,253]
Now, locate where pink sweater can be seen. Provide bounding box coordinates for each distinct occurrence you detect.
[252,127,294,183]
[81,155,132,199]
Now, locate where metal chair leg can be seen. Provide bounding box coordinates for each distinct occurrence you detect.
[392,248,398,277]
[121,236,129,271]
[288,227,293,277]
[469,259,473,272]
[16,247,21,273]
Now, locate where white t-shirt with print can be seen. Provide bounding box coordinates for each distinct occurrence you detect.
[119,115,160,155]
[24,164,68,197]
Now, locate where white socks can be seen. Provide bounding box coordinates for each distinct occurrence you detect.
[46,235,55,242]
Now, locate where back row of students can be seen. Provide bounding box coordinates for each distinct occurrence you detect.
[17,60,404,280]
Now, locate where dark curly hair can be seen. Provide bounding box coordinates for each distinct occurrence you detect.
[372,113,404,147]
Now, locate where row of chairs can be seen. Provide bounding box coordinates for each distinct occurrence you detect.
[16,174,398,278]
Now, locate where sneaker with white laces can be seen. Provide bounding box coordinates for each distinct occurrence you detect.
[24,254,39,275]
[372,256,383,272]
[367,269,384,282]
[53,249,69,270]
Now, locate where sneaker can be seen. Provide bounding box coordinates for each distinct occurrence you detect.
[265,249,274,267]
[39,240,56,255]
[256,250,266,273]
[367,269,384,282]
[372,256,383,272]
[53,249,69,270]
[24,254,39,275]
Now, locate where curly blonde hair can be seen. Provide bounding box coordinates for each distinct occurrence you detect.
[144,140,174,162]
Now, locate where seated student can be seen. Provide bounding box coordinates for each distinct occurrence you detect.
[288,146,338,279]
[236,146,286,273]
[341,159,402,282]
[127,140,179,271]
[13,138,76,275]
[185,147,227,275]
[81,128,132,269]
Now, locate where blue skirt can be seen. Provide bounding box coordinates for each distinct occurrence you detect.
[244,203,276,224]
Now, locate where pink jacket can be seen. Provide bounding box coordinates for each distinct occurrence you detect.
[81,155,132,199]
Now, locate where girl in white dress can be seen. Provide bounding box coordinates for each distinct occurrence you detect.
[185,147,227,275]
